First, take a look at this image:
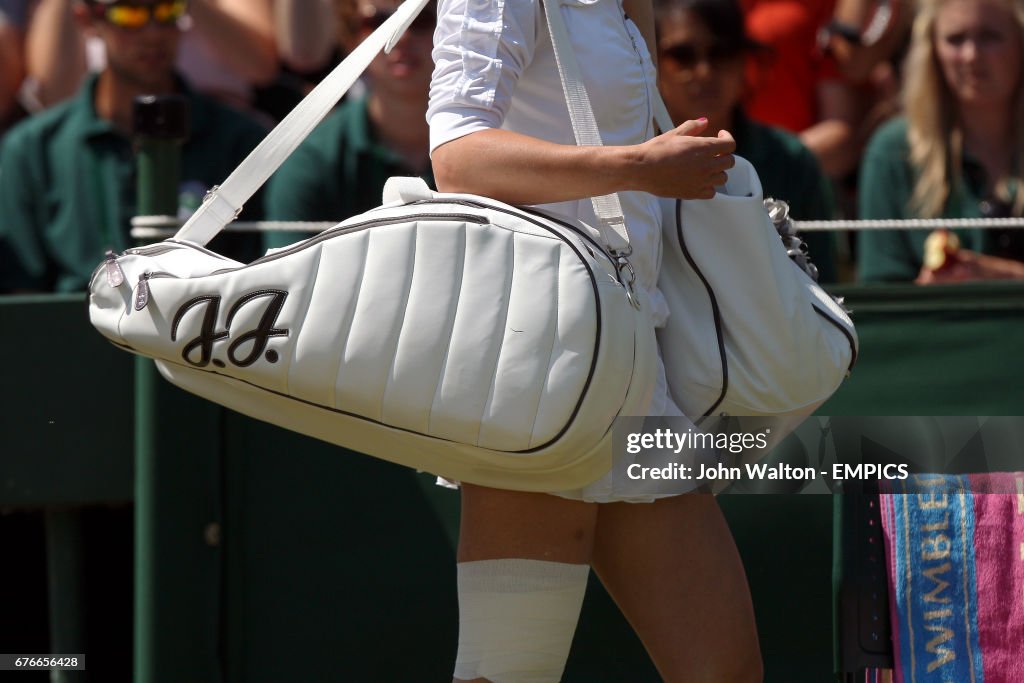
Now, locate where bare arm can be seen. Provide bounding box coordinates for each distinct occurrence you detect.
[187,0,278,86]
[800,80,860,179]
[827,0,911,83]
[432,119,736,205]
[24,0,86,108]
[274,0,336,73]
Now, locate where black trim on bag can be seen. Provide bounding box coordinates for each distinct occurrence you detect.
[109,208,612,454]
[110,333,608,456]
[674,198,729,418]
[811,302,859,372]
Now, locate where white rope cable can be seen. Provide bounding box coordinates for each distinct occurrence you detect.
[131,214,1024,240]
[792,217,1024,231]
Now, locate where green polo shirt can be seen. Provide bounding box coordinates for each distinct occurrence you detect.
[0,73,268,293]
[856,117,1012,283]
[264,95,434,248]
[733,111,838,283]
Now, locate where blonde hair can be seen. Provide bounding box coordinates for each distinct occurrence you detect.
[902,0,1024,217]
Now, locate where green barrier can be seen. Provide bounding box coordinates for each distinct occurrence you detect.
[0,294,133,507]
[3,281,1022,682]
[822,282,1024,415]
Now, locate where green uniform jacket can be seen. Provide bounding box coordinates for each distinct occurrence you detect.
[857,117,1011,283]
[733,111,838,283]
[264,95,435,248]
[0,74,268,293]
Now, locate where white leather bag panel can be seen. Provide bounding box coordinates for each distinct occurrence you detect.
[335,223,419,421]
[658,156,857,420]
[528,244,601,447]
[478,234,565,450]
[430,223,516,446]
[288,232,369,407]
[380,222,468,434]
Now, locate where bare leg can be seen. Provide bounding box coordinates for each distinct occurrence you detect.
[453,483,598,683]
[591,494,763,683]
[455,483,598,563]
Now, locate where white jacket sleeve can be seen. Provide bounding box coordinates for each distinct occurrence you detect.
[427,0,540,153]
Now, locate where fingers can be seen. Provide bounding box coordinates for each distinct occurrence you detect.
[704,150,733,191]
[712,153,735,172]
[673,121,736,152]
[674,118,709,137]
[641,123,738,199]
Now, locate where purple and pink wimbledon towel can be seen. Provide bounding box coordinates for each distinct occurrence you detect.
[880,473,1024,683]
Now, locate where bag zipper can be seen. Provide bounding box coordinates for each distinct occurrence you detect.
[103,250,125,287]
[419,198,616,268]
[127,240,234,259]
[246,212,489,266]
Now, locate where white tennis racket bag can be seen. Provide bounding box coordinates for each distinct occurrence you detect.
[89,171,658,491]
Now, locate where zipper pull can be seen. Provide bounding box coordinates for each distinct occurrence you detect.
[104,250,125,288]
[134,273,151,311]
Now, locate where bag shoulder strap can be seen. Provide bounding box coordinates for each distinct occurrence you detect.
[540,0,632,253]
[173,0,659,255]
[173,0,432,246]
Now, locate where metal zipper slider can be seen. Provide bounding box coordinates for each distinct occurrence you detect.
[104,250,125,288]
[612,251,642,310]
[134,273,151,311]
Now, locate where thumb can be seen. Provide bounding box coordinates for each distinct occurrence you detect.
[674,118,709,136]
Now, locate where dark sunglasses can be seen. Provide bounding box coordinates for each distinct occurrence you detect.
[92,1,187,29]
[360,7,436,33]
[660,41,743,70]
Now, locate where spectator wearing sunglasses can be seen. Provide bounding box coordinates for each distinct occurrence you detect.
[262,0,435,247]
[655,0,840,281]
[18,0,277,118]
[0,0,269,293]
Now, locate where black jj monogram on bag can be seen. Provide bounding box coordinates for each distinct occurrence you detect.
[171,290,289,368]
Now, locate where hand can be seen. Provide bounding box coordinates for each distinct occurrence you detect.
[916,250,1024,284]
[633,119,736,199]
[915,251,976,284]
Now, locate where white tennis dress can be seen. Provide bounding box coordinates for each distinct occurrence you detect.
[428,0,708,501]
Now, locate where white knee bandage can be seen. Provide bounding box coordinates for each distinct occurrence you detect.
[453,559,590,683]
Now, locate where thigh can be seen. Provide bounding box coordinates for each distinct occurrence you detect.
[591,494,762,683]
[457,483,598,563]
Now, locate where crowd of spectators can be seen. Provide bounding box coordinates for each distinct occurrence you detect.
[1,0,1022,293]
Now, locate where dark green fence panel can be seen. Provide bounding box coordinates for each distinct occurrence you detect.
[822,282,1024,415]
[0,295,133,507]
